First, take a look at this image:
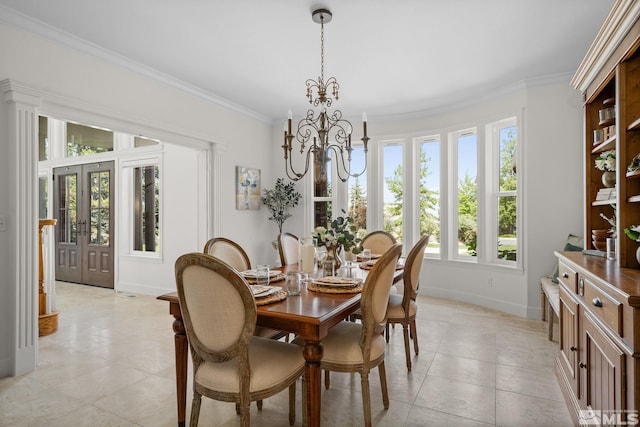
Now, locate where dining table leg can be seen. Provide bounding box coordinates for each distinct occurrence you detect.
[303,340,324,427]
[170,305,188,427]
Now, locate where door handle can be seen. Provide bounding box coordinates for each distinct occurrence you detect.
[579,362,587,369]
[570,346,577,352]
[81,219,87,236]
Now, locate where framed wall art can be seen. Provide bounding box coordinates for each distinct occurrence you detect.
[235,166,261,210]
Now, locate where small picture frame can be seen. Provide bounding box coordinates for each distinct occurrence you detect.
[236,166,261,210]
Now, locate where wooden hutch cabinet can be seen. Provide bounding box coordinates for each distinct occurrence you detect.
[557,1,640,424]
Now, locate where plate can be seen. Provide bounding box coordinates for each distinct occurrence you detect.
[241,269,281,278]
[356,253,382,261]
[311,277,362,288]
[250,285,282,298]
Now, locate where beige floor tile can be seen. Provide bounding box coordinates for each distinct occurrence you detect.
[0,281,577,426]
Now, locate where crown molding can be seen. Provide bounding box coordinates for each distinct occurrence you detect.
[0,5,270,123]
[570,0,640,92]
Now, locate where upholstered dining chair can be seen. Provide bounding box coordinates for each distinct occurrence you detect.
[319,243,403,427]
[385,235,430,371]
[175,253,305,427]
[278,232,299,266]
[361,230,397,255]
[203,237,288,343]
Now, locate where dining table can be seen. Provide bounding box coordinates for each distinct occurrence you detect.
[158,260,403,427]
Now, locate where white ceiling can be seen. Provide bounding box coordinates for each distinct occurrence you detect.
[0,0,614,123]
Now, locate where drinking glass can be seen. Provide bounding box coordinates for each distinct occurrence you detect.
[361,249,372,263]
[255,264,270,286]
[286,271,301,295]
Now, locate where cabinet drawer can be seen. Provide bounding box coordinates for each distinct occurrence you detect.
[558,261,577,294]
[581,276,622,335]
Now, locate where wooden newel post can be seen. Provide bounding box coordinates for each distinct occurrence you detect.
[38,218,58,336]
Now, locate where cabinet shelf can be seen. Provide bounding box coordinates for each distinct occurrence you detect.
[626,170,640,179]
[628,195,640,203]
[592,199,617,206]
[627,117,640,131]
[603,97,616,106]
[592,136,616,153]
[599,118,616,126]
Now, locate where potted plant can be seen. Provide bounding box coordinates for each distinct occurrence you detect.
[595,149,616,188]
[261,178,302,235]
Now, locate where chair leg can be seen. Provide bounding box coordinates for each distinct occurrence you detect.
[402,322,412,371]
[385,322,390,343]
[360,371,372,427]
[547,300,554,341]
[378,361,390,410]
[410,319,419,355]
[541,286,547,321]
[288,381,296,425]
[190,392,202,427]
[257,400,263,410]
[324,369,330,389]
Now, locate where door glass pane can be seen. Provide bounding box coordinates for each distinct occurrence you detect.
[347,146,366,235]
[39,116,48,161]
[134,165,159,252]
[457,133,477,257]
[383,144,403,242]
[67,122,113,157]
[89,170,110,245]
[39,177,48,218]
[498,196,517,261]
[59,174,77,243]
[420,140,440,254]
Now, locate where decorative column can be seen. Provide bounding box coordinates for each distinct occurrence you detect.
[38,219,58,336]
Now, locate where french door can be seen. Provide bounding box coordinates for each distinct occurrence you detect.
[54,161,114,288]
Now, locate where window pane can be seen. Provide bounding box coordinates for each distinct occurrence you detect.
[419,140,440,254]
[134,136,159,147]
[498,195,517,261]
[89,170,110,245]
[499,126,517,191]
[457,133,477,256]
[39,177,48,218]
[314,201,331,228]
[383,144,403,241]
[134,165,159,252]
[58,174,77,244]
[39,116,48,161]
[347,146,367,234]
[67,122,113,157]
[314,150,332,228]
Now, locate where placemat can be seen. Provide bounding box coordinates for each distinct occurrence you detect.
[244,273,286,284]
[308,281,363,294]
[255,288,288,305]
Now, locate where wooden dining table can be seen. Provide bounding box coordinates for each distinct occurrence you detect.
[158,262,403,427]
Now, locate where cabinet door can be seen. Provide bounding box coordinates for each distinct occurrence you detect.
[559,286,580,396]
[581,311,625,413]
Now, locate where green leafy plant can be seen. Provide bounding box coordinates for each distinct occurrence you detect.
[312,212,362,254]
[595,150,616,171]
[624,225,640,242]
[261,178,302,234]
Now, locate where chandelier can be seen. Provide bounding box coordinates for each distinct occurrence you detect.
[282,8,369,182]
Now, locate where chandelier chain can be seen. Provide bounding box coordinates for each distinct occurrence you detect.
[320,17,325,83]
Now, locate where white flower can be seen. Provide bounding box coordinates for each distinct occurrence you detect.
[595,150,616,172]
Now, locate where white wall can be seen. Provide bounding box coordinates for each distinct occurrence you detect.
[0,21,277,377]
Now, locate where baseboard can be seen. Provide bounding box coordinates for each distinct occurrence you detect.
[117,281,174,296]
[0,357,11,378]
[422,286,528,317]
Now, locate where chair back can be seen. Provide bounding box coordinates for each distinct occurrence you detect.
[361,231,397,255]
[402,235,430,308]
[278,232,299,266]
[175,253,255,364]
[360,244,403,340]
[203,237,251,272]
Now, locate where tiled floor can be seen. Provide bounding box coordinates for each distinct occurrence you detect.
[0,282,573,426]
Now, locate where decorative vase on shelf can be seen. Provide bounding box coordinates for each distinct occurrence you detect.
[602,171,616,188]
[636,246,640,265]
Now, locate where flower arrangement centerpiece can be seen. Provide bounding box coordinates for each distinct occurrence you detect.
[624,225,640,264]
[595,150,616,187]
[312,214,362,268]
[261,178,302,234]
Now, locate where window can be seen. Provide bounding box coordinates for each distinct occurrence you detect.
[313,150,333,228]
[67,122,113,157]
[347,146,367,233]
[419,138,440,255]
[455,130,478,258]
[491,119,518,262]
[133,165,159,252]
[382,143,403,242]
